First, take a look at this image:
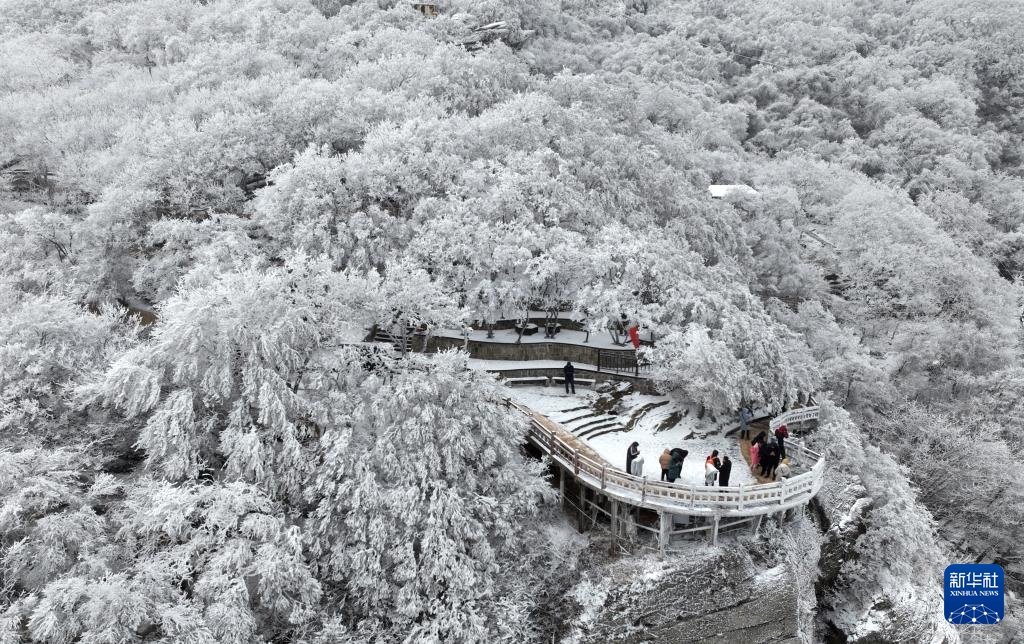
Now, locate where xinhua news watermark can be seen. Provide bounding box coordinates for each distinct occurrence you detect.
[944,564,1004,625]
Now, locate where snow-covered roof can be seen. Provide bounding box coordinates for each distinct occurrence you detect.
[708,184,759,198]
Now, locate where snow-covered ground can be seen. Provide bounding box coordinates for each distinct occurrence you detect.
[507,386,754,487]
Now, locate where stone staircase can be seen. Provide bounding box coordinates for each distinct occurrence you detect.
[373,326,413,353]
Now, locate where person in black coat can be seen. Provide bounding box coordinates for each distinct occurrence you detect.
[774,424,789,460]
[625,441,639,474]
[666,451,684,482]
[718,455,732,486]
[666,448,688,482]
[760,443,779,479]
[563,361,576,394]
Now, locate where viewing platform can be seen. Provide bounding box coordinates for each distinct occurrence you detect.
[512,401,824,551]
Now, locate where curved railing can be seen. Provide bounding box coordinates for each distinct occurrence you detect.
[513,401,825,518]
[770,405,819,431]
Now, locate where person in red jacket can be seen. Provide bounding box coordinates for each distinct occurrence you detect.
[628,324,641,349]
[774,424,789,460]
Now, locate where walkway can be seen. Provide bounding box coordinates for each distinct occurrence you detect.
[737,407,819,484]
[513,401,825,549]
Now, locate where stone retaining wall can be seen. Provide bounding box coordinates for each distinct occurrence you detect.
[425,334,636,366]
[489,367,659,394]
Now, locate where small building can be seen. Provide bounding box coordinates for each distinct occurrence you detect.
[708,184,759,199]
[411,1,438,17]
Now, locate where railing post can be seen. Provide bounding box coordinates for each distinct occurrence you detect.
[601,464,607,490]
[558,466,565,508]
[689,485,695,509]
[573,448,579,476]
[659,511,670,555]
[610,499,618,544]
[641,477,647,503]
[738,484,744,510]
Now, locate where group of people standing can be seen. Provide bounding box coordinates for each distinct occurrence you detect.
[619,409,795,487]
[641,446,733,487]
[701,450,732,486]
[657,447,689,483]
[749,425,790,480]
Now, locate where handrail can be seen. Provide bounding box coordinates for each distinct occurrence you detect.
[769,405,820,431]
[512,400,825,516]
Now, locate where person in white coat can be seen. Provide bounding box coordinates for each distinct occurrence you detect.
[704,460,718,486]
[630,456,645,477]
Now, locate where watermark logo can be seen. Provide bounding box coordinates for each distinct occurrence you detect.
[944,564,1004,625]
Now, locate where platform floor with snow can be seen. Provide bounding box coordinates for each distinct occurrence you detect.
[507,384,755,487]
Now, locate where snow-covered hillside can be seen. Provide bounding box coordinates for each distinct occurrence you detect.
[1,0,1022,641]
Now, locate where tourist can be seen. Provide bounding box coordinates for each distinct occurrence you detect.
[750,440,761,471]
[718,454,732,486]
[630,455,644,477]
[705,449,721,470]
[760,441,779,479]
[667,450,685,483]
[774,424,789,459]
[625,441,640,474]
[776,461,792,480]
[704,459,718,486]
[751,430,766,446]
[757,441,770,476]
[659,448,672,481]
[739,406,753,439]
[563,360,576,394]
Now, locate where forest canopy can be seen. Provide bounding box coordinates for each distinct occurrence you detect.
[1,0,1022,641]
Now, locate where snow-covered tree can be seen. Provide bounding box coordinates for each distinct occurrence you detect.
[306,351,552,643]
[652,324,747,413]
[89,254,378,498]
[0,287,133,442]
[0,453,322,644]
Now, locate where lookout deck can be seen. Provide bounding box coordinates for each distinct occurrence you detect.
[513,401,824,550]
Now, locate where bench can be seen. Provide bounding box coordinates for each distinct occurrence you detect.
[552,377,596,387]
[503,377,550,387]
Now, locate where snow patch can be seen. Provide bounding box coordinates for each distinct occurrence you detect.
[508,386,755,486]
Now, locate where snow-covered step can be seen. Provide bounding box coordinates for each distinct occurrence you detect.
[577,422,624,439]
[555,411,602,425]
[586,426,629,440]
[568,415,618,434]
[373,327,413,353]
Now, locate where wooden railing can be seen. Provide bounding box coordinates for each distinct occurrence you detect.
[512,401,825,517]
